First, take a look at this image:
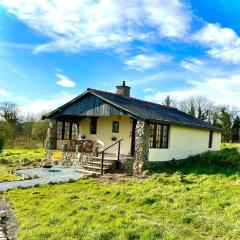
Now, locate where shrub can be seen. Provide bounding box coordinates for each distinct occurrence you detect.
[0,136,4,152]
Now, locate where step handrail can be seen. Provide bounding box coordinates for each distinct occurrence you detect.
[100,138,123,175]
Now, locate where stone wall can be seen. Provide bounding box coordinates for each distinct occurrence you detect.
[119,156,134,174]
[133,120,150,174]
[45,119,57,150]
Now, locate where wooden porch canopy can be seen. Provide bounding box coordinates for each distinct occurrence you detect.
[42,91,139,121]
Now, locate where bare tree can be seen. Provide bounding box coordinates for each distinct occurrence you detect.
[178,95,213,120]
[0,101,20,126]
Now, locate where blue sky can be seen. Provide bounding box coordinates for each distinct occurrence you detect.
[0,0,240,114]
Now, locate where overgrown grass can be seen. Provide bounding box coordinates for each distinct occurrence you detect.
[0,166,19,182]
[0,148,45,165]
[3,148,240,240]
[0,149,45,182]
[221,142,240,150]
[3,140,43,149]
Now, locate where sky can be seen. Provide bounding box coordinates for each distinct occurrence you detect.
[0,0,240,115]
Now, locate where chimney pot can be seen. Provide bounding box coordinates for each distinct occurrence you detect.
[116,81,131,97]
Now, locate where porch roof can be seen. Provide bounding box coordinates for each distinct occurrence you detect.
[43,88,222,132]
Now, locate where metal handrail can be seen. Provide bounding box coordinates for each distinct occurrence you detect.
[100,138,123,175]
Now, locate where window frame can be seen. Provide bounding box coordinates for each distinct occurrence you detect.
[57,121,63,140]
[149,123,169,149]
[56,121,78,140]
[112,121,120,133]
[90,117,98,135]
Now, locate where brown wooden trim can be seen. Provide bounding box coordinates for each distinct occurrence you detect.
[62,122,65,140]
[130,119,137,156]
[149,123,170,149]
[208,130,213,148]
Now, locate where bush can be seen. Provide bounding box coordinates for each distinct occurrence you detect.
[148,148,240,173]
[0,135,4,151]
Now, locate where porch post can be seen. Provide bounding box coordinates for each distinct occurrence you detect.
[76,123,80,140]
[45,119,57,150]
[133,119,150,175]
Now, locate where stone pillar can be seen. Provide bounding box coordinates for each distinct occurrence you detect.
[45,119,57,150]
[133,120,150,175]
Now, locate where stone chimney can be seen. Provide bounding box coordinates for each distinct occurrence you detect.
[116,81,131,97]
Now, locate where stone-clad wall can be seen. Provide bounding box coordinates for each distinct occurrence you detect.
[45,119,57,150]
[133,120,150,174]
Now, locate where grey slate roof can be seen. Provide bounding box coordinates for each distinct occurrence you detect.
[89,89,222,131]
[43,88,222,131]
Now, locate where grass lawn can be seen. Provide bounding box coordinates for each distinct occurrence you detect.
[0,149,45,182]
[2,147,240,240]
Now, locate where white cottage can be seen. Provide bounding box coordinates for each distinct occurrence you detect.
[43,81,222,174]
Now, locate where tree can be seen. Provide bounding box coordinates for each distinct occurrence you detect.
[232,115,240,142]
[23,117,35,142]
[219,107,232,142]
[195,96,210,121]
[32,120,49,147]
[0,101,22,140]
[0,101,19,126]
[162,95,172,107]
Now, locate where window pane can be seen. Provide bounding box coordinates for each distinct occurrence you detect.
[57,121,63,139]
[90,118,97,134]
[149,124,169,149]
[64,122,70,139]
[149,124,154,148]
[112,121,119,133]
[71,123,77,140]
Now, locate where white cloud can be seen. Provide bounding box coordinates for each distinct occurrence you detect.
[0,0,192,53]
[0,88,10,97]
[192,23,240,64]
[143,0,191,38]
[20,92,75,115]
[124,53,172,71]
[55,73,76,87]
[145,74,240,106]
[0,41,35,50]
[142,88,155,92]
[180,58,203,72]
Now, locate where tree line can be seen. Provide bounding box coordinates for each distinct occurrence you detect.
[163,95,240,143]
[0,101,49,149]
[0,96,239,150]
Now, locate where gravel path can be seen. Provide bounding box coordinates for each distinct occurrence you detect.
[0,166,85,192]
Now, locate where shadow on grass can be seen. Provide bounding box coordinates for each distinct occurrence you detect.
[148,148,240,176]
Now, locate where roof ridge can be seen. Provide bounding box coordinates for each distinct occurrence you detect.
[87,88,177,110]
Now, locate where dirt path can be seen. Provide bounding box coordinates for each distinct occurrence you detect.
[0,198,18,240]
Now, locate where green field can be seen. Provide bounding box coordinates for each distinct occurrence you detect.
[1,146,240,240]
[0,149,45,182]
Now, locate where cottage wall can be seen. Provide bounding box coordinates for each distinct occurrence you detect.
[56,116,133,155]
[149,125,221,162]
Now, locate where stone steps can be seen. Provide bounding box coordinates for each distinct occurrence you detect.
[82,164,108,174]
[82,156,117,174]
[85,160,113,167]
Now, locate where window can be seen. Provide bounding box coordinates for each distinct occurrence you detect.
[71,123,77,140]
[149,124,169,148]
[64,122,71,140]
[90,117,97,134]
[112,121,119,133]
[209,131,213,148]
[57,121,78,140]
[57,121,63,140]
